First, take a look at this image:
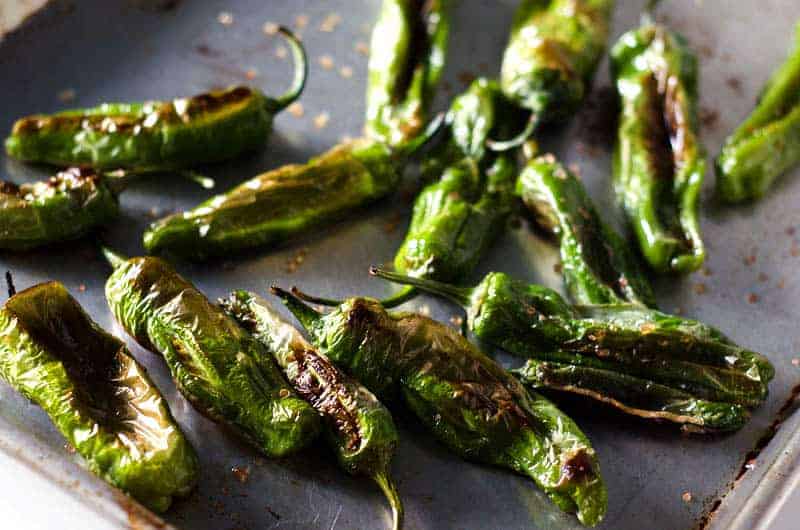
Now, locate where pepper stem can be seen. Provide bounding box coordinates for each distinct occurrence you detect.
[266,27,308,111]
[290,286,342,307]
[379,285,417,308]
[101,247,129,270]
[5,271,16,298]
[485,112,539,152]
[369,267,472,308]
[393,112,446,160]
[373,471,404,530]
[269,285,322,330]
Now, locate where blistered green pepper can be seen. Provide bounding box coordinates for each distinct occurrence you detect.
[143,128,441,260]
[500,0,614,124]
[222,291,402,530]
[611,23,706,274]
[103,250,320,457]
[272,286,607,527]
[372,268,773,431]
[716,22,800,202]
[366,0,453,146]
[0,281,198,511]
[5,28,305,172]
[516,154,656,306]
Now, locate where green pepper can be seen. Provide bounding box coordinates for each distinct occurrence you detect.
[371,269,773,424]
[5,28,305,172]
[143,130,438,260]
[272,286,607,527]
[500,0,614,124]
[611,23,706,274]
[222,291,402,530]
[516,154,656,306]
[102,249,320,457]
[366,0,453,146]
[716,22,800,202]
[0,168,119,251]
[0,281,199,511]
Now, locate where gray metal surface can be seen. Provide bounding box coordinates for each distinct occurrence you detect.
[1,1,799,529]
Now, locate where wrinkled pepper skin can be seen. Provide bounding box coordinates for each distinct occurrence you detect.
[0,282,198,511]
[103,252,320,457]
[0,167,119,251]
[372,269,773,430]
[500,0,614,124]
[716,22,800,203]
[394,79,517,283]
[144,139,401,260]
[611,23,706,274]
[6,28,306,171]
[222,291,403,530]
[516,155,656,306]
[274,288,607,527]
[366,0,452,146]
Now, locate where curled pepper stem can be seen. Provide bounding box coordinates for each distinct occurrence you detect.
[378,285,418,309]
[369,267,471,308]
[266,26,308,112]
[373,471,403,530]
[5,271,15,298]
[485,112,539,152]
[101,247,130,270]
[269,285,323,329]
[289,286,342,307]
[393,112,447,160]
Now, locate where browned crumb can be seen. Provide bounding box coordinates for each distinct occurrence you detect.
[318,55,334,70]
[743,254,757,266]
[791,244,800,257]
[339,66,354,79]
[693,283,707,295]
[786,226,796,236]
[747,293,759,304]
[478,62,489,73]
[458,71,476,86]
[777,278,786,289]
[285,248,309,273]
[758,272,769,283]
[78,284,86,292]
[673,307,683,315]
[294,14,309,29]
[699,107,719,129]
[726,77,742,93]
[275,45,288,59]
[245,68,258,80]
[148,206,160,218]
[553,262,563,274]
[702,267,713,277]
[287,102,304,117]
[217,11,234,26]
[64,443,76,454]
[58,88,76,102]
[568,164,582,177]
[355,41,369,56]
[313,112,330,129]
[450,315,464,327]
[319,13,342,32]
[682,491,693,503]
[262,21,279,35]
[792,358,800,367]
[231,466,250,484]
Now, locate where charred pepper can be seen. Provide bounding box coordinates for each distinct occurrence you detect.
[500,0,615,124]
[516,154,656,306]
[103,250,320,457]
[365,0,452,146]
[272,286,607,527]
[0,281,199,511]
[5,28,305,172]
[716,21,800,202]
[611,22,706,274]
[222,291,402,530]
[372,268,773,432]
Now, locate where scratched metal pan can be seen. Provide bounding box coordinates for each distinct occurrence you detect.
[1,0,799,529]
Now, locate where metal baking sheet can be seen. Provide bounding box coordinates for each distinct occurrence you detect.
[2,1,800,529]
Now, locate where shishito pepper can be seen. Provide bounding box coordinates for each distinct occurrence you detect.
[500,0,615,124]
[611,23,706,274]
[143,125,440,260]
[516,154,656,306]
[222,291,402,530]
[365,0,452,146]
[103,250,320,457]
[0,281,199,511]
[371,268,773,432]
[716,22,800,202]
[272,286,607,527]
[5,28,306,171]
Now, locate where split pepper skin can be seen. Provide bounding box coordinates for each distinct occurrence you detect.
[365,0,452,146]
[372,268,774,433]
[500,0,615,124]
[611,23,706,274]
[0,281,199,511]
[103,250,320,457]
[5,28,306,172]
[222,291,403,530]
[272,286,607,527]
[716,22,800,203]
[516,154,656,307]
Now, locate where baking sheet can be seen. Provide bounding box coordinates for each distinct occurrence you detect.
[1,1,800,529]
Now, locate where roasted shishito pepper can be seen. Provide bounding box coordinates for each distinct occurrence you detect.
[372,269,774,432]
[611,23,706,274]
[222,291,403,530]
[390,79,517,303]
[716,22,800,203]
[516,155,656,307]
[103,250,320,457]
[365,0,452,146]
[0,167,119,250]
[143,129,438,260]
[500,0,615,124]
[0,281,199,511]
[5,28,305,172]
[272,287,607,527]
